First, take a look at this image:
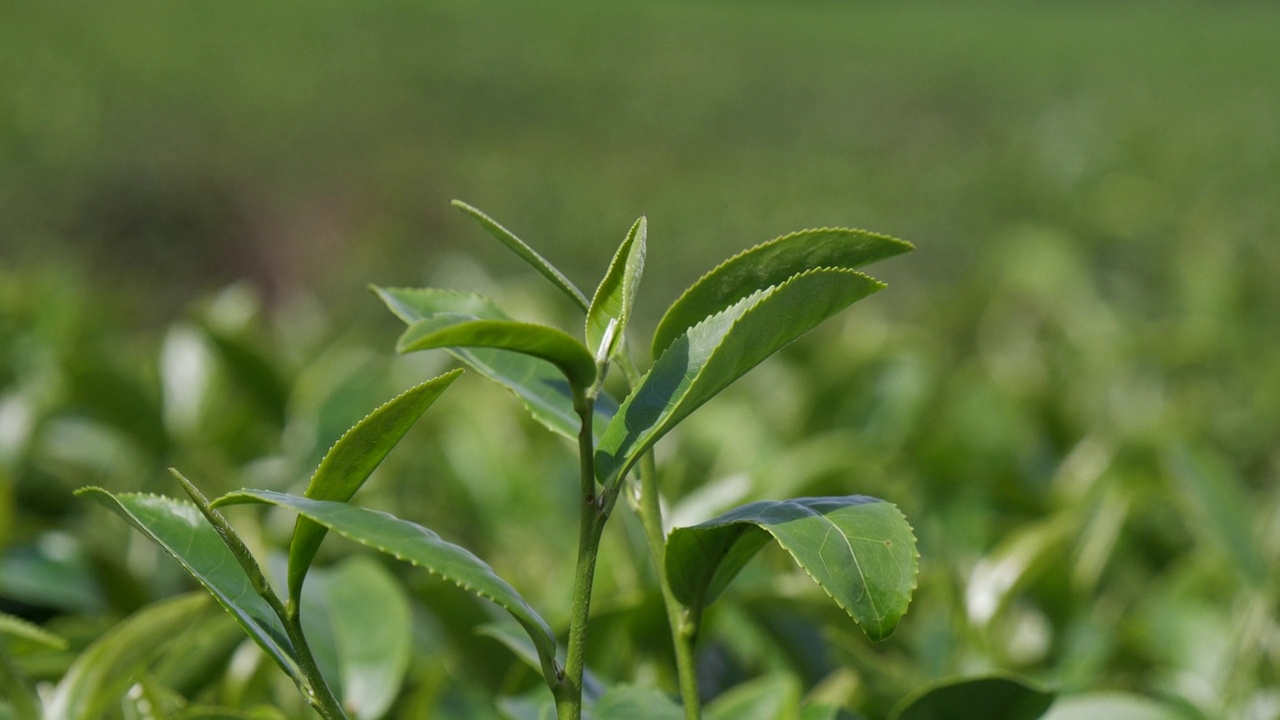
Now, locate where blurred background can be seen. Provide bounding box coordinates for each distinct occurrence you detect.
[2,1,1278,718]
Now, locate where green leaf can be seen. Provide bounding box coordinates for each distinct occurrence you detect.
[373,286,616,439]
[452,200,590,311]
[666,496,918,641]
[705,674,800,720]
[216,490,561,690]
[477,622,605,702]
[43,593,211,720]
[0,612,66,650]
[652,228,912,358]
[593,686,684,720]
[399,319,595,391]
[1040,693,1182,720]
[586,217,646,365]
[890,674,1055,720]
[320,557,412,720]
[1164,444,1268,588]
[596,268,884,485]
[290,370,462,603]
[75,488,302,685]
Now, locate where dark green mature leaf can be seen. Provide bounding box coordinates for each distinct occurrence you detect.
[586,217,646,365]
[290,370,462,602]
[666,496,917,641]
[399,319,596,391]
[452,200,590,312]
[596,268,884,485]
[320,557,412,720]
[593,686,684,720]
[373,286,616,439]
[651,228,912,357]
[890,674,1055,720]
[43,593,211,720]
[216,490,561,689]
[75,489,301,685]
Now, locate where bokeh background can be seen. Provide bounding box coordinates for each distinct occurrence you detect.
[2,1,1278,718]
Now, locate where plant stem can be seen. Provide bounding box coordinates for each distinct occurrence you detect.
[557,396,606,720]
[634,452,702,720]
[284,602,349,720]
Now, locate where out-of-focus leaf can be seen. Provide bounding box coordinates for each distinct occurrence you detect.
[75,489,302,685]
[965,514,1077,627]
[0,612,66,649]
[596,269,884,485]
[477,622,605,702]
[889,674,1055,720]
[651,228,912,358]
[398,319,595,390]
[0,651,40,720]
[290,370,462,603]
[496,690,558,720]
[586,217,646,365]
[1040,693,1183,720]
[216,490,561,690]
[666,496,917,641]
[373,286,616,439]
[593,685,683,720]
[1165,445,1268,588]
[42,594,208,720]
[202,328,289,428]
[452,200,590,311]
[321,557,412,720]
[0,539,103,615]
[705,674,800,720]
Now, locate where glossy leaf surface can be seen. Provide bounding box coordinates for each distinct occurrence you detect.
[398,318,595,390]
[374,286,616,439]
[891,675,1055,720]
[452,200,589,311]
[666,496,917,641]
[652,227,912,357]
[290,370,462,602]
[586,217,646,364]
[76,489,301,683]
[216,490,561,688]
[43,593,210,720]
[596,268,884,485]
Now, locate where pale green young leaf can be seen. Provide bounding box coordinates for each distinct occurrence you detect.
[452,200,590,311]
[216,490,562,691]
[0,612,66,650]
[373,286,616,439]
[1040,693,1183,720]
[652,228,912,357]
[890,674,1055,720]
[666,496,918,641]
[75,489,302,686]
[398,318,595,391]
[290,371,462,603]
[586,217,646,365]
[595,268,883,486]
[42,593,211,720]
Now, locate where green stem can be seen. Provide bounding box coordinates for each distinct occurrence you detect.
[283,602,350,720]
[634,453,702,720]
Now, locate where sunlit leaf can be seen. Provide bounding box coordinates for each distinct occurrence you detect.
[586,217,646,365]
[452,200,590,311]
[596,268,884,485]
[399,319,595,390]
[75,489,302,685]
[43,594,210,720]
[215,490,561,690]
[651,228,912,357]
[290,370,462,602]
[373,286,616,439]
[1040,693,1182,720]
[889,674,1055,720]
[666,496,917,641]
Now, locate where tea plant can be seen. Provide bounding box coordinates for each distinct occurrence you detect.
[73,203,944,718]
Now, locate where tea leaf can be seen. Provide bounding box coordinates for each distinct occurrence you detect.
[593,685,684,720]
[652,228,912,357]
[586,217,646,366]
[398,319,595,391]
[320,557,412,720]
[705,674,800,720]
[290,371,462,603]
[75,489,302,686]
[1040,693,1183,720]
[216,490,562,689]
[452,200,590,311]
[890,674,1055,720]
[666,496,918,641]
[596,268,883,486]
[374,286,616,439]
[0,612,66,649]
[43,593,212,720]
